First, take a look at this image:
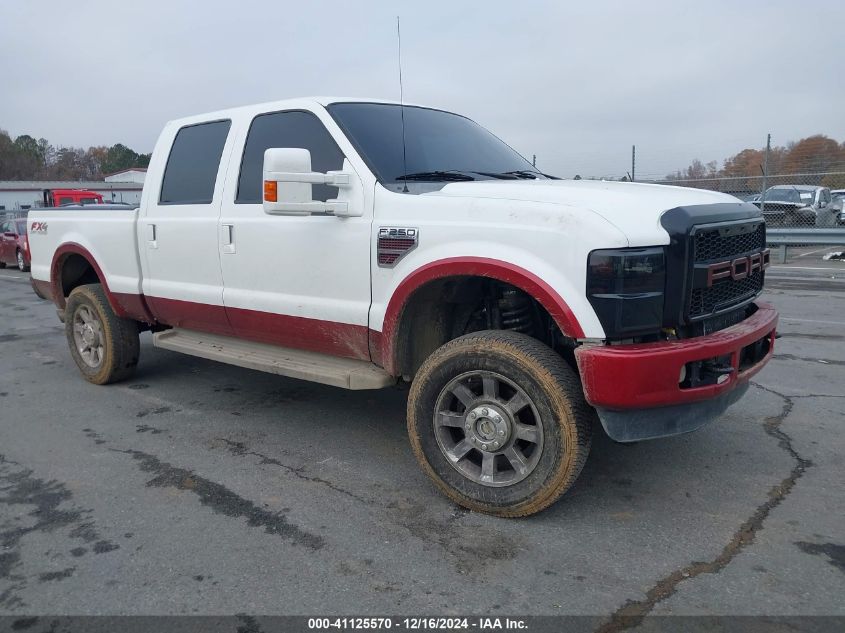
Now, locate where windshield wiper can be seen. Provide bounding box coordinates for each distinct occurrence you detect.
[499,170,542,179]
[397,170,476,182]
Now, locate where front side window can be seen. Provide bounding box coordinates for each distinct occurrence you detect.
[237,110,345,203]
[327,102,542,190]
[160,119,231,205]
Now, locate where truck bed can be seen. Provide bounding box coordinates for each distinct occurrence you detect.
[28,206,144,302]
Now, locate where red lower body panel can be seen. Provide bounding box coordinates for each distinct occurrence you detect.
[132,294,371,362]
[145,296,233,337]
[31,278,53,301]
[575,303,778,410]
[225,305,370,361]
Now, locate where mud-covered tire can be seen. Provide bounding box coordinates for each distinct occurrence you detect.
[407,330,592,517]
[64,283,140,384]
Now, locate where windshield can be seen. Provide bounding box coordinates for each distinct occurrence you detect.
[763,188,806,204]
[327,103,543,188]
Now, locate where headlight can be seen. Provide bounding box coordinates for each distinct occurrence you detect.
[587,247,666,338]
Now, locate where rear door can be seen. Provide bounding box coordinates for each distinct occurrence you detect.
[141,119,237,334]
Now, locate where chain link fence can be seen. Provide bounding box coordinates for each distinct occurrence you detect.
[650,172,845,228]
[589,134,845,230]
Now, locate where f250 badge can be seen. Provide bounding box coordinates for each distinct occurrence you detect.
[377,227,418,267]
[30,222,48,233]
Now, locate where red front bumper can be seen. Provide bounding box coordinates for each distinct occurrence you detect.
[575,303,778,410]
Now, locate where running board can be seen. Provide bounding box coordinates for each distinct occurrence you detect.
[153,329,395,390]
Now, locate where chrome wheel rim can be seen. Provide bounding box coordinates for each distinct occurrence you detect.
[17,251,24,271]
[72,305,105,369]
[433,370,543,487]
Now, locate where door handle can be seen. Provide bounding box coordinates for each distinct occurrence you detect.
[147,224,157,249]
[221,223,235,254]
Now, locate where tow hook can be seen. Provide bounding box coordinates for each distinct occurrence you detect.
[701,360,735,384]
[682,357,735,388]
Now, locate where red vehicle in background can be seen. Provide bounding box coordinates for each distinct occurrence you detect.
[43,189,104,207]
[0,218,30,271]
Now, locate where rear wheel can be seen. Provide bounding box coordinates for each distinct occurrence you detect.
[64,283,140,384]
[407,330,592,517]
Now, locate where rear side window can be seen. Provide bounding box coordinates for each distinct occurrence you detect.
[59,197,74,205]
[160,120,231,205]
[236,110,344,203]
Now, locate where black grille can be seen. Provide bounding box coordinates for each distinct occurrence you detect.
[690,271,764,318]
[694,222,765,262]
[688,221,767,320]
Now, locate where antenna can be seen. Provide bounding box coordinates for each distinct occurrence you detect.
[397,16,409,193]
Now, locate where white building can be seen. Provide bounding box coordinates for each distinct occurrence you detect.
[0,176,145,213]
[104,168,147,184]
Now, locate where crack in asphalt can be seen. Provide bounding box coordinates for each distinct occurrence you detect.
[113,448,325,550]
[0,454,119,610]
[594,382,812,633]
[773,353,845,367]
[795,541,845,574]
[216,438,369,504]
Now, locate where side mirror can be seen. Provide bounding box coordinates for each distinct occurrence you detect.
[262,148,353,216]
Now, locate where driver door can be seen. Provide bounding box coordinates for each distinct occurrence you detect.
[217,108,372,360]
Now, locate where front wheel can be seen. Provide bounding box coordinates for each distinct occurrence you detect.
[407,331,592,517]
[64,283,140,384]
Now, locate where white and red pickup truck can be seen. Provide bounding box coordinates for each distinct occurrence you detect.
[28,97,777,516]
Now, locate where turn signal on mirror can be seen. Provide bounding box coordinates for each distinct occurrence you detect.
[263,180,277,202]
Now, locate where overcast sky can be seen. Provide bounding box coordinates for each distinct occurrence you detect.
[2,0,843,178]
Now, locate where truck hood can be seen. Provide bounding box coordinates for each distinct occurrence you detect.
[751,201,811,212]
[425,179,744,245]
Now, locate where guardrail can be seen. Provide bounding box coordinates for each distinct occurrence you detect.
[766,228,845,263]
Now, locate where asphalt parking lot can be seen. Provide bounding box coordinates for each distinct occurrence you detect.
[1,250,844,625]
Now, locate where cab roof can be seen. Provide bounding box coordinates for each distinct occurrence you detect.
[166,97,429,128]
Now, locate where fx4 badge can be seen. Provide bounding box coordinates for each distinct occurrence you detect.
[30,222,48,233]
[377,227,418,267]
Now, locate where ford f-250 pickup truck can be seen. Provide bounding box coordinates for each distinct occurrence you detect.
[28,97,777,517]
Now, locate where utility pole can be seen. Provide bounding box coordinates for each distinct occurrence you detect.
[631,145,636,182]
[761,133,771,213]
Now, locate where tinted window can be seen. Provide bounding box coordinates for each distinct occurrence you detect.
[328,103,541,189]
[80,197,98,205]
[59,197,74,205]
[237,110,344,203]
[160,120,231,204]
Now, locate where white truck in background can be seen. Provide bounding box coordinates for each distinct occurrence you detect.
[27,97,777,516]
